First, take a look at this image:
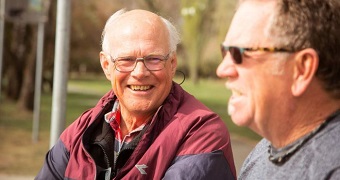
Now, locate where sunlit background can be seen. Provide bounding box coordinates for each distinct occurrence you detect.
[0,0,260,178]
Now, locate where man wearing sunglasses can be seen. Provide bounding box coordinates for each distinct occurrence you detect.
[216,0,340,179]
[36,9,236,179]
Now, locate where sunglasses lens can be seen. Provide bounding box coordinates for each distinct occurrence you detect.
[221,45,227,58]
[229,47,242,64]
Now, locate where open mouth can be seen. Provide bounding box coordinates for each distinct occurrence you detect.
[129,85,152,91]
[226,83,243,97]
[231,89,243,97]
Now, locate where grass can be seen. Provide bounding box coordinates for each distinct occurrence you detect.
[0,76,260,176]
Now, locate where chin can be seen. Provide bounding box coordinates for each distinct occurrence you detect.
[231,116,252,127]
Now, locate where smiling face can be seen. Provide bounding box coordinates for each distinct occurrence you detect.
[100,10,177,121]
[216,1,295,137]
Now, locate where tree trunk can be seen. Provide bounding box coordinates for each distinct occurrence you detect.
[17,25,37,111]
[4,65,23,100]
[3,23,25,101]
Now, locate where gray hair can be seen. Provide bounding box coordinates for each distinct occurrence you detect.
[101,9,181,54]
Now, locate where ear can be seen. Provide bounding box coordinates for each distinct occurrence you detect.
[99,51,112,80]
[291,48,319,97]
[170,53,178,77]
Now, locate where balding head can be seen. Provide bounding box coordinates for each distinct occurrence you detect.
[101,9,180,54]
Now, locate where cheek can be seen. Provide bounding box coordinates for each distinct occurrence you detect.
[252,76,274,105]
[245,73,270,115]
[155,70,173,99]
[252,76,289,120]
[110,73,126,95]
[159,64,174,82]
[166,69,175,86]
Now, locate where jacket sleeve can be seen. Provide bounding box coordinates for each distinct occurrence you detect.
[35,139,70,180]
[162,150,235,180]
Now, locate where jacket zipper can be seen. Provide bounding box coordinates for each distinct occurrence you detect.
[97,142,111,167]
[82,98,115,180]
[112,147,135,178]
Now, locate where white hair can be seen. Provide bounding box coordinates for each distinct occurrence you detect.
[101,9,126,53]
[101,9,181,53]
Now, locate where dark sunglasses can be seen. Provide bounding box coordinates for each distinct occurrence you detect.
[220,44,293,64]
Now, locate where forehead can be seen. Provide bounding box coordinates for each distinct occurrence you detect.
[225,0,277,47]
[106,11,170,54]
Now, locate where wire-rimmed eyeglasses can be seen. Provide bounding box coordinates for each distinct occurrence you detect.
[109,53,171,73]
[220,44,294,64]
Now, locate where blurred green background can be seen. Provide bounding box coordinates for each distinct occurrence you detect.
[0,0,260,176]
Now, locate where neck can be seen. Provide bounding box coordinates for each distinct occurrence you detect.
[119,110,153,137]
[269,93,340,148]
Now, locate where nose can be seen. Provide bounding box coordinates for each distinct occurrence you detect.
[216,54,238,78]
[130,60,150,77]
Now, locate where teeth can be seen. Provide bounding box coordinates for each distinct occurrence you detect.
[233,90,242,96]
[230,89,243,97]
[226,84,243,96]
[130,85,151,91]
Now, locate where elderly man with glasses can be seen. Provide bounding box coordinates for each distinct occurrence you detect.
[216,0,340,179]
[36,9,236,180]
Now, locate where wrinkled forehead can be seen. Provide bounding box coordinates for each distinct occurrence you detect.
[225,0,277,47]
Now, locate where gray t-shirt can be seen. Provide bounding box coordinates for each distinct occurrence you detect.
[239,111,340,180]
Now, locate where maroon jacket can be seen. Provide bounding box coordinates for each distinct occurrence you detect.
[36,82,236,179]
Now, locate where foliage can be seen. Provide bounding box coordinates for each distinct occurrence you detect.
[178,0,237,82]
